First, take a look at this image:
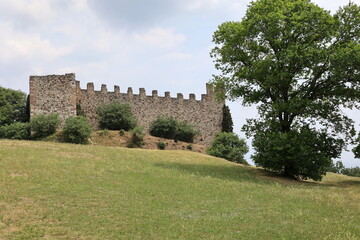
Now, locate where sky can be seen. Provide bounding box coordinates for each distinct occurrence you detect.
[0,0,359,167]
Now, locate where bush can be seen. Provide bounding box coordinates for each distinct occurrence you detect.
[119,129,126,136]
[157,141,166,150]
[63,116,92,144]
[99,129,110,137]
[30,114,60,138]
[128,126,145,148]
[175,122,198,143]
[341,167,360,178]
[0,122,31,140]
[150,117,178,139]
[207,132,249,165]
[186,144,193,150]
[96,102,137,131]
[150,116,198,143]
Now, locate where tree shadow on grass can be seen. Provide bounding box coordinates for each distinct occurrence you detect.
[154,161,359,188]
[154,161,273,184]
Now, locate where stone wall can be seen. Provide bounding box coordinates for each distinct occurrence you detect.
[29,73,224,145]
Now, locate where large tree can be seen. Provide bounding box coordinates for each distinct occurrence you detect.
[210,0,360,180]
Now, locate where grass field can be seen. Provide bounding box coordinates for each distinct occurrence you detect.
[0,140,360,239]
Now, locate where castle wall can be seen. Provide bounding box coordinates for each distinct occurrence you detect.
[30,73,224,145]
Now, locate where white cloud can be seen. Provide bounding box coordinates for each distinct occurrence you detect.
[0,23,72,64]
[162,52,192,60]
[133,28,186,49]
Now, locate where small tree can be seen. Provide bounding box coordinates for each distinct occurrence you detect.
[63,116,92,144]
[207,132,249,165]
[222,104,233,133]
[96,102,137,130]
[30,114,60,138]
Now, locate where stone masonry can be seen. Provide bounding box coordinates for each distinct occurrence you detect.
[29,73,224,145]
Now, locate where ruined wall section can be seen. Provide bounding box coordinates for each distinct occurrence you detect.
[77,83,224,144]
[29,73,77,123]
[30,73,224,145]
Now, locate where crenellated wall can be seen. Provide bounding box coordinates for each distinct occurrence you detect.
[30,73,224,145]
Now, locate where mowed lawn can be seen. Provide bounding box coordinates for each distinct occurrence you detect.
[0,140,359,240]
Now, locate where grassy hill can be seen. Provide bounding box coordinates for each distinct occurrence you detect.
[0,140,359,239]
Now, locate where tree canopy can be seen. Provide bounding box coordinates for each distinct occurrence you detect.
[0,87,29,126]
[210,0,360,180]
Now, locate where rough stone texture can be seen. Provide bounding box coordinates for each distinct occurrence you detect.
[29,73,224,145]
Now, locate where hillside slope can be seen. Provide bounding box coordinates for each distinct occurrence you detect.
[0,140,359,239]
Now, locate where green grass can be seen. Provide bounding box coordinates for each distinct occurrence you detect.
[0,140,360,239]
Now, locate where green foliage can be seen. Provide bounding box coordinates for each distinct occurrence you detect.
[0,122,31,140]
[119,129,126,136]
[99,129,110,137]
[252,127,343,181]
[30,114,60,139]
[207,132,249,165]
[150,116,198,143]
[186,144,193,150]
[96,102,137,131]
[150,117,178,139]
[157,141,166,150]
[342,167,360,177]
[0,87,29,126]
[63,116,92,144]
[128,126,145,148]
[222,104,233,132]
[327,161,345,174]
[210,0,360,180]
[175,122,198,143]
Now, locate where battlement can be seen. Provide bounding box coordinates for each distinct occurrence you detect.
[29,73,223,145]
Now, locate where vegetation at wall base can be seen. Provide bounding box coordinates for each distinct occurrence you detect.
[62,116,92,144]
[0,140,359,239]
[150,116,198,143]
[0,122,30,140]
[128,126,145,148]
[210,0,360,180]
[30,114,60,139]
[96,102,137,131]
[207,132,249,165]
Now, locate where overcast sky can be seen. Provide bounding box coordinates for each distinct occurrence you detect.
[0,0,359,167]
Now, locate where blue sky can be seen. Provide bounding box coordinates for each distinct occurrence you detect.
[0,0,359,167]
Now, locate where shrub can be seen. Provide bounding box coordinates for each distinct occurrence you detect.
[0,122,31,140]
[186,144,193,150]
[157,141,166,150]
[128,126,145,148]
[150,117,178,139]
[99,129,110,137]
[175,121,198,143]
[207,132,249,165]
[341,167,360,178]
[30,114,60,138]
[119,129,126,136]
[63,116,92,144]
[150,117,198,143]
[96,102,137,130]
